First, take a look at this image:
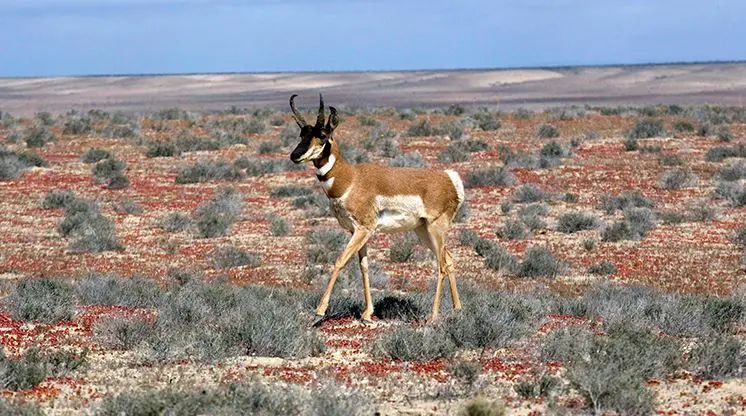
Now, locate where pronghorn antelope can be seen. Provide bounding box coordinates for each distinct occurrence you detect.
[289,94,465,324]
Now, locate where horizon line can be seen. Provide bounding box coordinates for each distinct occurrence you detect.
[2,59,745,80]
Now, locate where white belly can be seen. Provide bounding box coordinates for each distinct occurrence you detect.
[374,195,426,233]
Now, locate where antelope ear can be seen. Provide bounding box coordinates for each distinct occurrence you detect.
[325,106,340,134]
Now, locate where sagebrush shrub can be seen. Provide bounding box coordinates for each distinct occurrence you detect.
[445,289,542,350]
[306,229,347,264]
[513,184,546,203]
[557,211,599,234]
[268,214,290,236]
[464,166,514,188]
[211,245,262,269]
[159,212,192,232]
[8,278,75,322]
[81,148,111,163]
[517,247,562,278]
[76,274,163,308]
[659,169,697,189]
[193,187,244,238]
[176,160,244,184]
[41,189,76,209]
[628,118,665,139]
[388,232,420,262]
[390,151,426,168]
[536,124,560,139]
[374,325,455,361]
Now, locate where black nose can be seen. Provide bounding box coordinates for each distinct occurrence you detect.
[290,148,303,163]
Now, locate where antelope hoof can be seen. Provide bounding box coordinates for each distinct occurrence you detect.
[426,315,439,325]
[361,312,374,324]
[311,314,325,328]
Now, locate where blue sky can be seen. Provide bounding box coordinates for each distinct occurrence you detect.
[0,0,744,77]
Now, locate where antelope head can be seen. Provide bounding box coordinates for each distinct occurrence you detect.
[289,94,340,164]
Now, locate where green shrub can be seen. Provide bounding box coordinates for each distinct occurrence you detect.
[458,230,480,247]
[557,211,599,233]
[24,126,55,148]
[659,154,684,166]
[717,160,746,181]
[473,111,501,131]
[145,141,181,158]
[705,145,746,162]
[588,261,616,276]
[0,348,86,391]
[76,274,163,308]
[176,160,244,184]
[673,120,695,133]
[62,113,92,135]
[268,215,290,236]
[599,190,654,214]
[211,245,262,269]
[659,169,697,189]
[628,118,665,139]
[159,212,192,232]
[457,397,505,416]
[717,125,734,142]
[292,193,331,217]
[464,167,514,188]
[689,335,744,378]
[94,316,155,350]
[374,325,455,361]
[703,298,744,333]
[390,151,426,168]
[82,148,111,163]
[445,289,542,350]
[306,229,347,265]
[513,184,546,203]
[542,326,680,415]
[8,278,75,322]
[258,141,281,154]
[97,380,366,416]
[373,294,427,322]
[193,187,244,238]
[517,203,548,230]
[0,150,28,180]
[389,232,419,262]
[41,189,76,209]
[270,185,314,198]
[517,247,562,278]
[496,220,527,241]
[536,124,559,139]
[92,157,126,184]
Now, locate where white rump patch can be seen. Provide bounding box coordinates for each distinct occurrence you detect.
[316,154,336,176]
[445,169,465,204]
[374,195,426,233]
[320,176,335,192]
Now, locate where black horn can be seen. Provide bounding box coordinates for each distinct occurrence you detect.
[289,94,307,128]
[315,93,325,128]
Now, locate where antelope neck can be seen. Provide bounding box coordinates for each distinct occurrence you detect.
[314,140,338,180]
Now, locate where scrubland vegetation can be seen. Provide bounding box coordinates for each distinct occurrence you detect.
[0,103,746,414]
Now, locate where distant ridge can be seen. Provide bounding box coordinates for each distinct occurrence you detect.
[2,61,746,115]
[3,59,746,80]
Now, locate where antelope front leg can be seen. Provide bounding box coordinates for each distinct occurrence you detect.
[315,227,374,318]
[358,244,374,322]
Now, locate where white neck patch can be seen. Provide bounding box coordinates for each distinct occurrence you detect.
[316,154,336,176]
[320,177,335,192]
